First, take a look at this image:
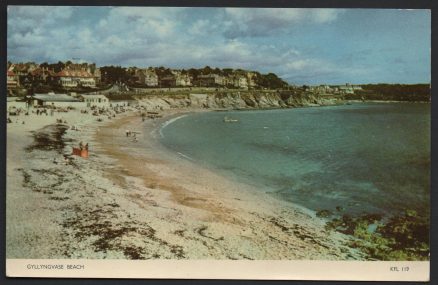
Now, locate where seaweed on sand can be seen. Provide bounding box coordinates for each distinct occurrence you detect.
[324,209,429,260]
[25,124,71,153]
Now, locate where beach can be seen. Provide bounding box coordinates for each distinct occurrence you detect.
[6,104,364,260]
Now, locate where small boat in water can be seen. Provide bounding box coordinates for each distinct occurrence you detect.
[223,116,238,123]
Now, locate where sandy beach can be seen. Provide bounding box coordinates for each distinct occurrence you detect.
[6,104,364,260]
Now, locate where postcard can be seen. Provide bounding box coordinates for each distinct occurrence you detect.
[6,6,430,281]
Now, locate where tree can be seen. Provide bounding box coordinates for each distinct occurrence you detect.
[222,68,234,76]
[187,68,200,79]
[100,66,129,83]
[201,66,212,75]
[254,73,288,89]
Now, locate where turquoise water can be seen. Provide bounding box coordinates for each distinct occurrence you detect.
[159,103,430,217]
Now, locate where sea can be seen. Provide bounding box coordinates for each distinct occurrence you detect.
[159,103,430,217]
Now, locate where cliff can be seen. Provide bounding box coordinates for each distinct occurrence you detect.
[135,91,342,110]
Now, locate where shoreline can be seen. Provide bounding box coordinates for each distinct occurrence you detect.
[7,105,364,260]
[93,108,356,259]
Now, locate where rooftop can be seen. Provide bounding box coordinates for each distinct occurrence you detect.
[80,94,108,99]
[56,69,94,78]
[33,93,80,102]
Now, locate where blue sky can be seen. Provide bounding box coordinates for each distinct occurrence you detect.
[7,7,430,85]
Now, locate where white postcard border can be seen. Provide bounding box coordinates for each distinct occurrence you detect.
[6,259,430,281]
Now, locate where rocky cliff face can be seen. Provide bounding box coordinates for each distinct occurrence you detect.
[136,91,342,110]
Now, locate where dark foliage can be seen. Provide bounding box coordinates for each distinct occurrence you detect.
[345,84,430,102]
[325,209,429,260]
[100,66,130,83]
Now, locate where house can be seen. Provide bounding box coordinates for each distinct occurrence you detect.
[137,69,159,86]
[81,94,110,107]
[160,75,176,87]
[93,68,101,85]
[314,85,334,94]
[55,68,96,88]
[246,72,258,89]
[32,93,81,107]
[233,76,248,89]
[29,67,57,83]
[338,85,355,94]
[175,73,191,87]
[10,63,37,83]
[196,74,225,87]
[222,76,233,87]
[7,70,19,89]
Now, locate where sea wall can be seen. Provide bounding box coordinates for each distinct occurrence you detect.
[136,91,342,110]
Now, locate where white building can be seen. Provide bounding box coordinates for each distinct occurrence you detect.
[175,73,191,87]
[81,94,110,107]
[197,74,225,87]
[339,86,355,94]
[138,70,159,86]
[246,72,258,89]
[32,93,82,108]
[233,76,248,89]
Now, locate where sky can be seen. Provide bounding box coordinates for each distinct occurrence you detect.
[7,6,431,85]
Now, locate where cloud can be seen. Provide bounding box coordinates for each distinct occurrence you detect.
[6,6,354,84]
[280,58,369,83]
[189,19,213,35]
[222,8,344,38]
[8,6,74,34]
[7,7,389,84]
[7,6,75,56]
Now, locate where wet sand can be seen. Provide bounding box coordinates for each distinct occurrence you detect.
[6,106,364,260]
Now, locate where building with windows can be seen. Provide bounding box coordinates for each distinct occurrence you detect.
[32,93,80,107]
[175,73,191,87]
[246,72,258,89]
[159,75,176,87]
[196,74,225,87]
[7,70,19,89]
[233,76,248,89]
[138,69,159,86]
[55,69,96,88]
[81,94,110,107]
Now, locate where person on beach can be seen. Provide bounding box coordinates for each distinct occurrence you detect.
[79,141,84,150]
[126,130,130,137]
[85,143,89,151]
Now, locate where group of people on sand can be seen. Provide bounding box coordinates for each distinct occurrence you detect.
[79,141,89,151]
[56,118,68,124]
[36,109,49,116]
[125,130,139,142]
[7,117,26,124]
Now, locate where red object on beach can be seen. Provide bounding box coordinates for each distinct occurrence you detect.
[72,147,89,158]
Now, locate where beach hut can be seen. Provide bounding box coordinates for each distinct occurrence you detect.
[80,94,110,107]
[32,93,84,108]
